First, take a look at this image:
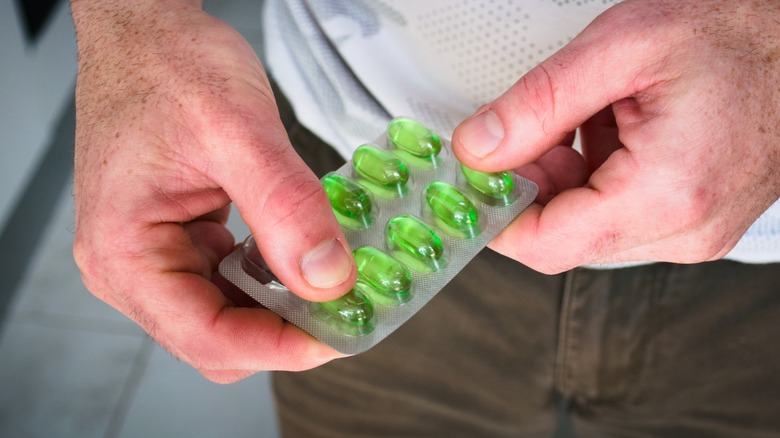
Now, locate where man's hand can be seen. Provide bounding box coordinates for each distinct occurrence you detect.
[452,0,780,274]
[71,0,356,382]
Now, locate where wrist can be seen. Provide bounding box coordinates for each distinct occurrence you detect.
[71,0,203,50]
[71,0,214,153]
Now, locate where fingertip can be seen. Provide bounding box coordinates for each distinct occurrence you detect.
[488,202,543,265]
[203,305,346,372]
[488,202,577,275]
[453,109,504,160]
[453,100,571,172]
[273,321,349,370]
[234,167,356,302]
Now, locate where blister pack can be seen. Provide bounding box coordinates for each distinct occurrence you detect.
[218,117,538,354]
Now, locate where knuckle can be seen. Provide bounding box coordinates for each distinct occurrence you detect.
[129,304,160,339]
[72,234,91,275]
[519,250,572,275]
[514,64,560,134]
[176,332,223,370]
[672,186,715,233]
[72,232,102,294]
[263,175,327,228]
[679,204,710,232]
[688,230,732,262]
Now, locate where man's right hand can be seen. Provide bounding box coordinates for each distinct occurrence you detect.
[71,0,356,382]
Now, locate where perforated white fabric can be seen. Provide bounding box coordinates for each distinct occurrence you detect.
[264,0,780,264]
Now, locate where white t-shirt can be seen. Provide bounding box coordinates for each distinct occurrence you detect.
[264,0,780,265]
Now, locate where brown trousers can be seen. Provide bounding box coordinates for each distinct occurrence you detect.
[272,81,780,438]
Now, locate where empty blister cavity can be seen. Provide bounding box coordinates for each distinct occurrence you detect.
[352,144,410,198]
[241,237,275,284]
[387,117,443,168]
[460,164,518,206]
[425,181,481,239]
[311,284,376,337]
[385,215,447,272]
[322,173,375,229]
[354,246,412,306]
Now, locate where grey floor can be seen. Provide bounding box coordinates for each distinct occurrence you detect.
[0,1,281,437]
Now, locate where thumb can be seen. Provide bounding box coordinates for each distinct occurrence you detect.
[212,111,356,302]
[452,2,664,170]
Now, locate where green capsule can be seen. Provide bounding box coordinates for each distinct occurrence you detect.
[322,173,373,228]
[460,164,516,205]
[425,182,480,239]
[387,117,442,166]
[354,246,412,306]
[312,284,375,337]
[385,215,446,272]
[352,145,410,197]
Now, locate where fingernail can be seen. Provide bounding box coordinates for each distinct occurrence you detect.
[458,110,504,158]
[301,238,353,289]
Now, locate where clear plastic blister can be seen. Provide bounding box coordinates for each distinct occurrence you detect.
[218,117,538,354]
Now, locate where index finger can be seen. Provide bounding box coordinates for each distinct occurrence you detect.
[490,149,653,273]
[144,271,344,377]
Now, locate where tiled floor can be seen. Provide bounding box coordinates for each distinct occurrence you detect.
[0,1,281,437]
[0,179,280,438]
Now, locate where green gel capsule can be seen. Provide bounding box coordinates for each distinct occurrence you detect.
[322,173,373,228]
[387,118,442,166]
[312,284,375,337]
[460,164,516,205]
[352,145,410,197]
[385,215,446,272]
[354,246,412,306]
[425,181,480,239]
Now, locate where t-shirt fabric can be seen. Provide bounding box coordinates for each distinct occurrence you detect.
[264,0,780,265]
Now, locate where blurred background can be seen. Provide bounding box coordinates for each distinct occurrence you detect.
[0,0,281,436]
